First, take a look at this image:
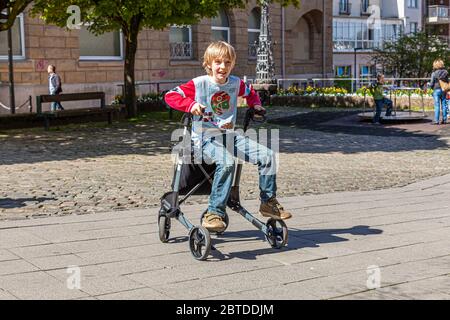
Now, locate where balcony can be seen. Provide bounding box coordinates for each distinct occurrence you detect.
[427,5,450,24]
[339,2,352,15]
[333,39,387,52]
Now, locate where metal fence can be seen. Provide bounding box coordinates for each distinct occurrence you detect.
[0,96,33,114]
[276,77,431,92]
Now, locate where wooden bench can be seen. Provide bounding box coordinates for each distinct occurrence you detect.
[36,92,120,130]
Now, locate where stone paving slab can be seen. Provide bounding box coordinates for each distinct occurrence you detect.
[1,173,450,299]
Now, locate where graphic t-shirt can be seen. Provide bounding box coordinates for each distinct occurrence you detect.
[165,75,261,142]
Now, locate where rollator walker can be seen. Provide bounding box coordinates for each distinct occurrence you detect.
[158,109,288,260]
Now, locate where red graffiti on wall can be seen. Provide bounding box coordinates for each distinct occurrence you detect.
[35,60,48,72]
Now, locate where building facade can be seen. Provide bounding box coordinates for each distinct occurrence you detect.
[0,0,333,114]
[333,0,423,80]
[423,0,450,46]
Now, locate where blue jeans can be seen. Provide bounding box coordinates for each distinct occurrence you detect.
[50,93,64,111]
[199,134,277,217]
[373,98,393,123]
[433,89,448,123]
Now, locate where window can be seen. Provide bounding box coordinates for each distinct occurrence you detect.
[294,17,310,60]
[79,25,123,60]
[361,0,370,13]
[333,20,404,52]
[0,13,25,60]
[169,25,193,60]
[335,66,352,77]
[248,8,260,60]
[339,0,351,15]
[409,22,418,34]
[211,9,230,43]
[407,0,418,8]
[360,65,373,77]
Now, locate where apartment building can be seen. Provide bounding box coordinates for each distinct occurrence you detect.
[333,0,423,79]
[0,0,333,113]
[424,0,450,46]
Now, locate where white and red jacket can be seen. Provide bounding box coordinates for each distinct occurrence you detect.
[165,75,261,141]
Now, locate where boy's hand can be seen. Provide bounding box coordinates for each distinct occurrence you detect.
[191,103,206,116]
[220,122,234,129]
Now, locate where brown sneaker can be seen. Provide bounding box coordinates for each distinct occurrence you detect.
[202,212,226,232]
[260,198,292,220]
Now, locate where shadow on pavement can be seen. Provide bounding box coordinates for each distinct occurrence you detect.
[209,225,383,261]
[0,197,56,209]
[268,110,449,154]
[1,109,449,165]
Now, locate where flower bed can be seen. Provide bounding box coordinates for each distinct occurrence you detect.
[272,86,435,109]
[111,92,167,112]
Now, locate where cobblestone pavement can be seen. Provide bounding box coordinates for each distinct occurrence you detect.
[1,107,450,220]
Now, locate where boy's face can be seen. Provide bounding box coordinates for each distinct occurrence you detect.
[379,75,385,83]
[209,56,234,84]
[47,66,53,74]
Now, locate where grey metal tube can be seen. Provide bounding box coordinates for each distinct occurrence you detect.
[281,6,285,79]
[7,8,15,114]
[322,0,326,79]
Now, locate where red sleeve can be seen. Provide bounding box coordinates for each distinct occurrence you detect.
[164,80,197,113]
[238,80,261,107]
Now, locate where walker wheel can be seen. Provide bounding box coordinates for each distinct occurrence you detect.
[158,211,171,243]
[265,218,288,249]
[189,226,211,261]
[200,210,229,235]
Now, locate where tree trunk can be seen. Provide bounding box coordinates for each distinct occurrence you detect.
[123,19,140,118]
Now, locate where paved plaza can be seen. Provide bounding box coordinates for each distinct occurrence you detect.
[1,107,450,220]
[1,108,450,299]
[0,173,449,300]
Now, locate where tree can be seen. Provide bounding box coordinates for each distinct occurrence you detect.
[372,31,450,81]
[0,0,32,31]
[32,0,299,117]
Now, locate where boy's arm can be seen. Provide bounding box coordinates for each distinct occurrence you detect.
[238,80,261,107]
[164,80,197,113]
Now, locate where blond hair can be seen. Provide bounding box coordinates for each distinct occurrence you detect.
[433,59,445,70]
[202,41,236,75]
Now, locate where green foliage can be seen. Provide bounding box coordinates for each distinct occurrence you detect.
[31,0,299,34]
[112,92,164,104]
[334,76,353,92]
[277,86,349,96]
[0,0,33,31]
[138,92,164,103]
[277,85,433,98]
[372,31,450,79]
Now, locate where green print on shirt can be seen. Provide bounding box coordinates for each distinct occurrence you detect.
[211,91,230,115]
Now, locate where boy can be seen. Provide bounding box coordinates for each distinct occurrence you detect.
[47,65,64,111]
[370,73,393,125]
[165,41,292,233]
